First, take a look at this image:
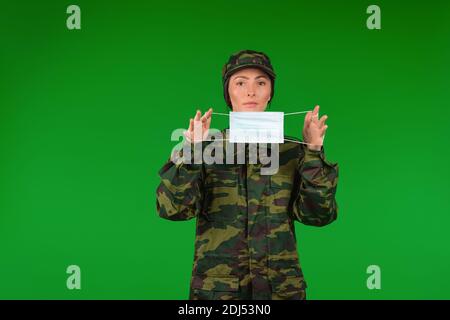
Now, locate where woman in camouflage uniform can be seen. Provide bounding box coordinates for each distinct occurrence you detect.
[156,50,339,300]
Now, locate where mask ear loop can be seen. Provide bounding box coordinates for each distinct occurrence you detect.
[199,138,319,146]
[214,109,312,116]
[284,110,326,146]
[284,111,309,116]
[283,138,321,146]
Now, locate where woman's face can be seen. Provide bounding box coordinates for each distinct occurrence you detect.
[228,67,272,112]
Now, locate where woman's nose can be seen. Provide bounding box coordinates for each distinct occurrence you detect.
[247,83,257,97]
[246,82,257,97]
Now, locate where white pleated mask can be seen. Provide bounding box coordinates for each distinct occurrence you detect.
[229,111,284,143]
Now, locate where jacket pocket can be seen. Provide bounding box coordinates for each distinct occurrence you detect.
[266,175,293,221]
[203,165,241,222]
[270,275,307,300]
[190,274,240,300]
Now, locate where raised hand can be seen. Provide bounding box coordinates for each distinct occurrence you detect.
[302,105,328,151]
[183,108,213,143]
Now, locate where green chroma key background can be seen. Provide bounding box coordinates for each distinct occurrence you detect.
[1,0,449,299]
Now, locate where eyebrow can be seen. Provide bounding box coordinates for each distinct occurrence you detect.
[233,75,269,80]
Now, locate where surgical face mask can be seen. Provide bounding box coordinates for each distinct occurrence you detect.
[229,111,284,143]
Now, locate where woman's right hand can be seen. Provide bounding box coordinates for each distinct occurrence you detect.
[183,108,213,143]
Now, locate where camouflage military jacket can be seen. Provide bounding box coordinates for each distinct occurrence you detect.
[156,129,339,300]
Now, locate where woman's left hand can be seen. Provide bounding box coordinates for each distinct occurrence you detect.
[302,105,328,151]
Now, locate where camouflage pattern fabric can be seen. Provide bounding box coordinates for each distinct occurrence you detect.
[222,50,276,82]
[156,129,339,300]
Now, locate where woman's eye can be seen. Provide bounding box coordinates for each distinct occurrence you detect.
[237,82,244,86]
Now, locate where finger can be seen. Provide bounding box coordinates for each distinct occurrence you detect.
[203,117,211,130]
[304,112,311,134]
[305,111,311,125]
[319,115,328,128]
[314,105,320,115]
[204,120,211,131]
[183,130,192,142]
[194,110,201,121]
[188,118,193,132]
[205,110,213,128]
[311,105,319,122]
[200,111,207,122]
[321,125,328,137]
[201,108,212,122]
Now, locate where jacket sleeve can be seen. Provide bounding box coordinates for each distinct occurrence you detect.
[291,144,339,226]
[156,142,204,221]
